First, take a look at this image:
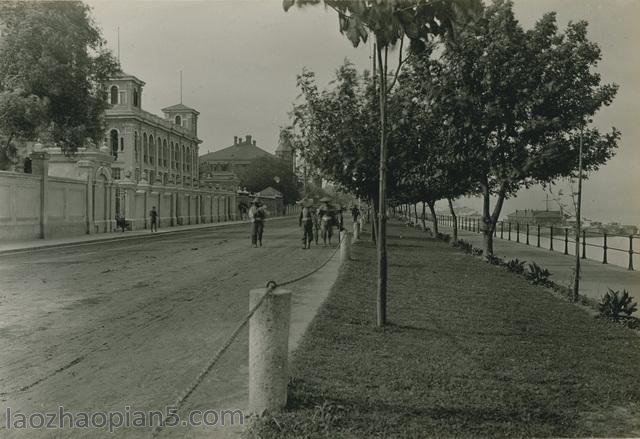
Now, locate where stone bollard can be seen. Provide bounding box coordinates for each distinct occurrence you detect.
[249,288,291,415]
[340,230,351,262]
[353,222,360,241]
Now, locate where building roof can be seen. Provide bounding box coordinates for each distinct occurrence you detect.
[200,142,274,162]
[110,71,146,86]
[161,103,200,115]
[258,186,283,198]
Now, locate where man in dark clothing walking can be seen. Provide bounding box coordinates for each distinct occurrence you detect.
[149,206,158,232]
[299,199,314,249]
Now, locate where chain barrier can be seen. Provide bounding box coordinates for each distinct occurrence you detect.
[151,233,345,437]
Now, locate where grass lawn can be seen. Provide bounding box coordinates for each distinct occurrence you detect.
[246,221,640,438]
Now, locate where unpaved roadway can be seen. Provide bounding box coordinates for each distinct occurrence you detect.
[0,218,336,438]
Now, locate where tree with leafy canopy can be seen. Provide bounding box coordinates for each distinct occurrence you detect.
[0,1,120,156]
[0,90,48,169]
[237,155,301,206]
[284,0,481,326]
[289,63,381,207]
[392,49,477,240]
[435,0,620,255]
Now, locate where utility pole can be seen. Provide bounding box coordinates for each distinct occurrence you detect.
[573,125,584,302]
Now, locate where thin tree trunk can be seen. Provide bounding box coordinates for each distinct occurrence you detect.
[421,202,427,231]
[371,200,378,245]
[448,198,458,242]
[376,43,388,327]
[427,200,438,235]
[573,126,583,302]
[414,203,418,225]
[481,181,507,255]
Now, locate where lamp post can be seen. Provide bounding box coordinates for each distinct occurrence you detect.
[573,125,584,302]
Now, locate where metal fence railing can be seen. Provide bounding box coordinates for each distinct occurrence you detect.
[433,215,639,271]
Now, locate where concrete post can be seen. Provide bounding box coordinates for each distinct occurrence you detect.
[30,151,49,239]
[249,288,291,415]
[353,222,360,241]
[340,230,351,262]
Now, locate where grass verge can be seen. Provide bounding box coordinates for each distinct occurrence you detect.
[245,221,640,438]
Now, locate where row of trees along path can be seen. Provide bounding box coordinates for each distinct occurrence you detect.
[283,0,619,326]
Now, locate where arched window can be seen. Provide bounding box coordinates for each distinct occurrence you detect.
[143,133,148,163]
[150,135,156,165]
[110,86,118,105]
[133,89,139,107]
[175,115,182,126]
[163,140,168,168]
[110,129,118,158]
[134,131,139,163]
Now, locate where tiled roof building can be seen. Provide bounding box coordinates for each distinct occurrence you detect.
[199,135,275,176]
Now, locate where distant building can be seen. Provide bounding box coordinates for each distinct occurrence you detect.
[275,129,295,174]
[104,72,201,187]
[507,209,564,226]
[199,135,274,176]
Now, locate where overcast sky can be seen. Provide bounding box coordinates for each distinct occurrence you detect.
[86,0,639,224]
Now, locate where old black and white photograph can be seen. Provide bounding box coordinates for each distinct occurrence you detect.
[0,0,639,437]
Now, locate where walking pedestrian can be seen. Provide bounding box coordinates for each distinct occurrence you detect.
[312,207,320,245]
[351,205,360,223]
[149,206,158,232]
[318,197,334,246]
[248,198,266,247]
[115,212,126,232]
[299,199,314,249]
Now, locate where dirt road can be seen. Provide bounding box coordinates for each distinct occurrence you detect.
[0,218,337,438]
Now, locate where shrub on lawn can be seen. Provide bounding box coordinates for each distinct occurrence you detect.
[472,247,483,256]
[598,289,638,320]
[486,254,505,266]
[437,232,451,243]
[505,258,527,275]
[525,262,552,285]
[453,239,473,254]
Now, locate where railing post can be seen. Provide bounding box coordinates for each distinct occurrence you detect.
[629,236,634,271]
[526,223,530,245]
[508,222,511,241]
[603,232,608,264]
[564,228,569,255]
[537,224,541,247]
[516,222,520,243]
[550,226,554,251]
[249,287,291,415]
[582,230,586,259]
[500,221,504,239]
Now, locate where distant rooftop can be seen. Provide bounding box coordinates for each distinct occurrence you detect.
[200,135,274,162]
[162,103,200,115]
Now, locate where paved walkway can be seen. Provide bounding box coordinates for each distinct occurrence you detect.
[432,222,640,303]
[0,216,295,254]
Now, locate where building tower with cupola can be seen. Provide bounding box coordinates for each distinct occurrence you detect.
[103,72,202,187]
[275,128,295,173]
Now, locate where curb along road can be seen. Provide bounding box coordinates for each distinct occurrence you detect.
[0,216,296,256]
